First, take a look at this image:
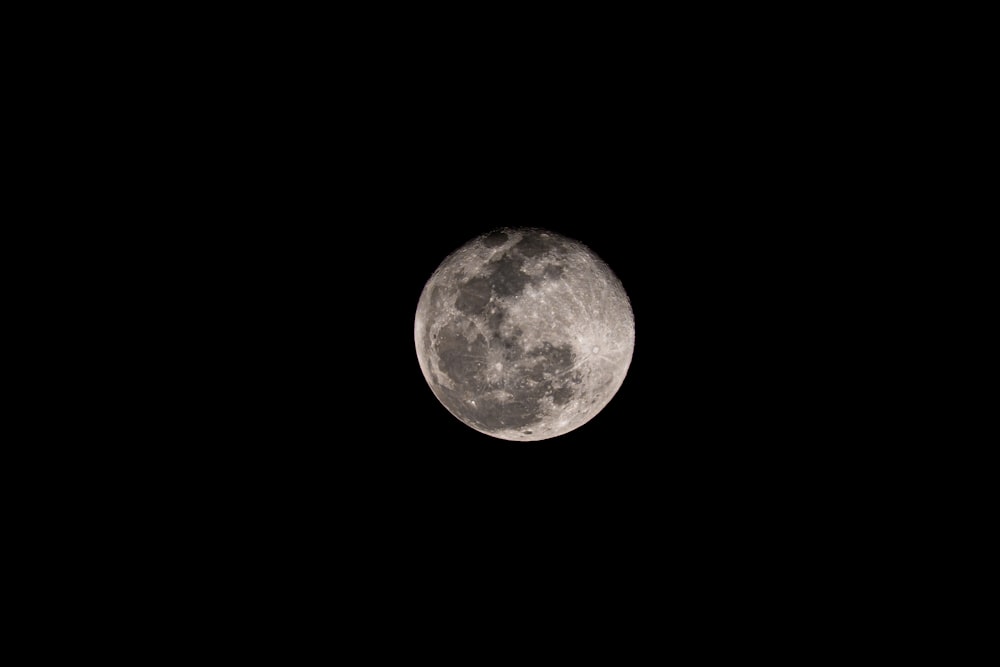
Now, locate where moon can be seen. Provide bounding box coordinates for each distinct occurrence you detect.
[414,228,634,441]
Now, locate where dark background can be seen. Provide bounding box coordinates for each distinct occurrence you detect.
[143,9,897,625]
[219,90,850,501]
[181,26,864,516]
[214,184,851,533]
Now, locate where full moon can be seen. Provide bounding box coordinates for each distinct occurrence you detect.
[414,228,634,441]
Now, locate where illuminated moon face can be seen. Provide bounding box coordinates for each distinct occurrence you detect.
[414,228,634,441]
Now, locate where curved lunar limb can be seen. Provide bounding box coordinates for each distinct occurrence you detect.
[414,228,634,441]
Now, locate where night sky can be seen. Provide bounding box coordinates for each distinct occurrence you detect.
[136,7,881,631]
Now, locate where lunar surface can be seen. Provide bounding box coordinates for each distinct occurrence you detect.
[414,228,634,441]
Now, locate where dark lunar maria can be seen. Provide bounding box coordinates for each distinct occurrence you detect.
[414,228,634,441]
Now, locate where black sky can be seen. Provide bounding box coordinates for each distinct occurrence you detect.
[130,8,896,630]
[221,147,844,514]
[179,15,874,563]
